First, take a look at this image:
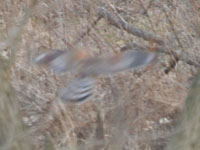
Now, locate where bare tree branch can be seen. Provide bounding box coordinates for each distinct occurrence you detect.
[98,7,164,45]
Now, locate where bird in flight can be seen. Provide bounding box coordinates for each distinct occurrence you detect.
[34,47,156,103]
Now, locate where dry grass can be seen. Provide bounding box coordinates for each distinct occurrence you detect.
[0,0,199,150]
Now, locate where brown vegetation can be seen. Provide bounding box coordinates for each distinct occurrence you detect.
[0,0,200,150]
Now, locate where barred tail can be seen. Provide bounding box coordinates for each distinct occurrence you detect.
[58,77,95,103]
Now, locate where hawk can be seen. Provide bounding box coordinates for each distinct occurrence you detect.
[34,47,156,103]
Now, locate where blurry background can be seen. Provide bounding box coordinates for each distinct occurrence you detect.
[0,0,200,149]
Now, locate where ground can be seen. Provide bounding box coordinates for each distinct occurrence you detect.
[1,0,200,149]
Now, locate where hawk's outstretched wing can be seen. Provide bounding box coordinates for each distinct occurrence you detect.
[34,50,65,66]
[34,49,88,73]
[79,50,156,76]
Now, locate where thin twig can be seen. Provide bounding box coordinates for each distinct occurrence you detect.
[73,16,102,45]
[161,4,184,73]
[138,0,156,33]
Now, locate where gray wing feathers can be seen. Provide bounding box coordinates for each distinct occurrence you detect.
[80,50,156,76]
[58,77,95,103]
[34,50,65,65]
[34,50,78,73]
[117,50,156,70]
